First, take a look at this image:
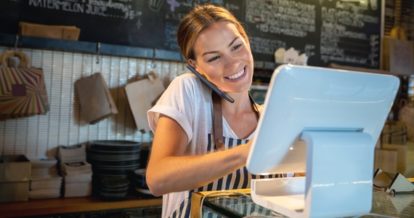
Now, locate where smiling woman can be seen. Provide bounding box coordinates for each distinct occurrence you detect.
[190,21,254,94]
[145,4,266,218]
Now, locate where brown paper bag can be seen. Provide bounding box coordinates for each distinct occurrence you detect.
[125,73,164,131]
[75,73,118,124]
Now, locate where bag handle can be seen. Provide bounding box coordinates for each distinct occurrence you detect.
[147,71,158,82]
[0,50,29,68]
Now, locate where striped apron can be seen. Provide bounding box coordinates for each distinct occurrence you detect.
[169,134,281,218]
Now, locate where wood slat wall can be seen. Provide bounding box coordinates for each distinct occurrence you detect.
[400,0,414,40]
[0,46,186,159]
[384,0,414,40]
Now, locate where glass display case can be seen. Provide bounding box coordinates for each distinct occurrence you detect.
[197,191,414,218]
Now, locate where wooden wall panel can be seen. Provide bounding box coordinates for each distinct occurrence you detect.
[0,46,186,159]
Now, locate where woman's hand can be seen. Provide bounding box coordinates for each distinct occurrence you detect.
[146,115,251,196]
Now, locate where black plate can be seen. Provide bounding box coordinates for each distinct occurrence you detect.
[88,140,141,152]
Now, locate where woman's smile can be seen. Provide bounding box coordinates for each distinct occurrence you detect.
[225,66,246,81]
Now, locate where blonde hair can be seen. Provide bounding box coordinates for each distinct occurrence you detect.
[177,4,248,60]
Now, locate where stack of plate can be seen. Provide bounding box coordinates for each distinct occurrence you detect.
[99,176,130,200]
[132,169,152,197]
[87,140,141,200]
[139,142,151,169]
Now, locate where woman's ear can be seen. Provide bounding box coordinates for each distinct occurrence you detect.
[187,59,196,69]
[187,59,206,76]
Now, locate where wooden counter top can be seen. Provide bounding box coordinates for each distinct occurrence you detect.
[0,197,162,218]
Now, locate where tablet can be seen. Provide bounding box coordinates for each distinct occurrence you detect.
[246,64,400,217]
[247,64,400,174]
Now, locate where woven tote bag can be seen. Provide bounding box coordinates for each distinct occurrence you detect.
[0,50,49,119]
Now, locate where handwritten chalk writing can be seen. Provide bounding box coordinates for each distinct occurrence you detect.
[28,0,141,20]
[166,0,179,12]
[224,3,239,11]
[4,0,380,68]
[164,22,179,50]
[319,3,379,67]
[321,55,368,65]
[29,0,88,13]
[250,37,286,55]
[321,22,368,41]
[148,0,164,12]
[369,35,379,66]
[246,0,315,37]
[322,7,378,28]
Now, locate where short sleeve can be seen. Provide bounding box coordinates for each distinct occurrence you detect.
[147,74,201,143]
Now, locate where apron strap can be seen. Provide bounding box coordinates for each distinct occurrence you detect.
[212,92,224,150]
[249,93,260,120]
[212,92,260,150]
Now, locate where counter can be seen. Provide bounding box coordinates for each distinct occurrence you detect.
[193,189,414,218]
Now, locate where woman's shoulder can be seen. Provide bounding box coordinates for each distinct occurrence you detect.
[168,73,207,95]
[170,73,199,87]
[162,72,209,101]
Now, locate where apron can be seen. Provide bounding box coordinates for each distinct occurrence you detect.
[169,135,282,218]
[169,93,280,218]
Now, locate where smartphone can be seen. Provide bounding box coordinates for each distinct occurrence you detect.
[186,65,235,103]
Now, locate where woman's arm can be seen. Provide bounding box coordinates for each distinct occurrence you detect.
[146,114,251,196]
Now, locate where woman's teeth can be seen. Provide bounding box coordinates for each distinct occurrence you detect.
[226,68,245,80]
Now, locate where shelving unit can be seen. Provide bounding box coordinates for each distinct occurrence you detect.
[0,33,182,62]
[0,197,162,217]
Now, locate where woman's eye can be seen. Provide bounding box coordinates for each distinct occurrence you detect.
[232,44,242,51]
[207,56,220,63]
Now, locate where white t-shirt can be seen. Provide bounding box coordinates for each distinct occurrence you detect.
[148,73,262,218]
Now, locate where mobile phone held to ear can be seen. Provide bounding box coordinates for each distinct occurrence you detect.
[186,65,235,103]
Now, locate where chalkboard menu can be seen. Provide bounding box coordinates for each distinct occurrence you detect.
[0,0,381,69]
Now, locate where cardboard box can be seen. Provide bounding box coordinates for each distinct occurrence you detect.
[382,37,414,76]
[381,121,407,145]
[383,144,407,173]
[375,148,398,174]
[19,22,80,41]
[0,155,31,202]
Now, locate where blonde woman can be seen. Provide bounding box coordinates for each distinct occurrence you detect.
[147,4,262,218]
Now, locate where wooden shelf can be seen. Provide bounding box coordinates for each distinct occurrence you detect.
[0,33,182,62]
[0,196,162,217]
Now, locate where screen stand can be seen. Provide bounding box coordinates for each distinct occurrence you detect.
[251,131,374,218]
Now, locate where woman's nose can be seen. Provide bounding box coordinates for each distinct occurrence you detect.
[222,53,239,70]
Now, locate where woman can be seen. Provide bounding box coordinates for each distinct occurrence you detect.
[146,4,261,218]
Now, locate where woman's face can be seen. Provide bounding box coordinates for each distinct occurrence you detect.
[192,21,254,94]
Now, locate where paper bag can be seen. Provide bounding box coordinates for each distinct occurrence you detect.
[75,73,118,124]
[125,74,164,131]
[0,50,49,120]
